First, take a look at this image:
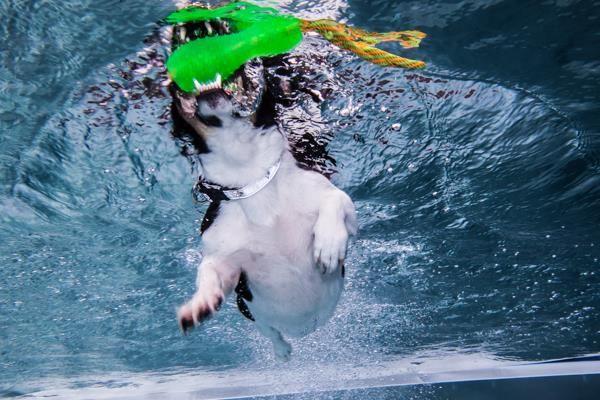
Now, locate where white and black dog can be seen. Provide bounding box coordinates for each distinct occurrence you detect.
[169,12,356,360]
[174,90,356,359]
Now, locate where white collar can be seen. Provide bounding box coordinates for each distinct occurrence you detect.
[195,156,282,202]
[222,157,281,200]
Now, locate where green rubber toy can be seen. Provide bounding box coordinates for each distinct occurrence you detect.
[166,2,302,93]
[165,1,427,93]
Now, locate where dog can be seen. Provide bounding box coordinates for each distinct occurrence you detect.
[169,11,357,360]
[173,88,356,359]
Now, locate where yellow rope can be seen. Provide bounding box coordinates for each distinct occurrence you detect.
[300,19,426,69]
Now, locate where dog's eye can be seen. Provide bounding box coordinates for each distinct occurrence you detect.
[198,115,223,127]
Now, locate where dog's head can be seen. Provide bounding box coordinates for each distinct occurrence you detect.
[166,4,334,177]
[169,13,273,149]
[176,86,286,190]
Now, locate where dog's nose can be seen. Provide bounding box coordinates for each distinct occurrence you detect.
[197,89,230,110]
[196,89,233,121]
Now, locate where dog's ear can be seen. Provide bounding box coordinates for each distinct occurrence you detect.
[172,89,210,139]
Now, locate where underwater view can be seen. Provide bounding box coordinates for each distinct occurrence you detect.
[1,0,599,398]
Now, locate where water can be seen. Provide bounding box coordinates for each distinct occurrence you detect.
[1,0,599,397]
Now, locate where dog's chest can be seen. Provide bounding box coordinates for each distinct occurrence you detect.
[202,193,330,329]
[207,199,315,260]
[201,168,319,259]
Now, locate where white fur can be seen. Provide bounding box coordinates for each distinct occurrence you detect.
[178,98,357,359]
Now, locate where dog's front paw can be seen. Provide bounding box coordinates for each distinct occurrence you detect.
[313,221,348,274]
[177,291,224,334]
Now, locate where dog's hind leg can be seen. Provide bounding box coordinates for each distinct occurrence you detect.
[256,323,292,361]
[177,256,241,334]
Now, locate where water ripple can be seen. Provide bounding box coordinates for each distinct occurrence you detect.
[1,0,599,393]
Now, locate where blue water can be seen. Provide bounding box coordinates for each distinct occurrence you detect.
[1,0,599,397]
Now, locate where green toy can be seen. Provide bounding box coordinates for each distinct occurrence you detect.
[165,1,426,93]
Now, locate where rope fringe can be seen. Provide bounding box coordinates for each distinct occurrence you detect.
[300,19,426,69]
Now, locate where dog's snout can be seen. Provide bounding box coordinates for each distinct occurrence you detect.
[197,89,230,111]
[196,89,233,124]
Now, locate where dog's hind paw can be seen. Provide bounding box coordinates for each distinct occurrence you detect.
[258,325,292,361]
[274,338,292,361]
[177,291,224,334]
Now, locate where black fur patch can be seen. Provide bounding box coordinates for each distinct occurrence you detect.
[169,87,210,155]
[253,79,277,128]
[200,201,220,234]
[235,271,254,321]
[197,114,223,127]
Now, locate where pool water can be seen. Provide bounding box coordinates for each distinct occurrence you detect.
[1,0,599,398]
